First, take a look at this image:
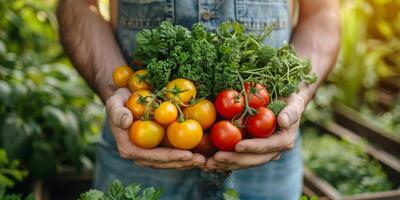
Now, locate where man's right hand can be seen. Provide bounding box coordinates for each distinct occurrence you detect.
[106,88,206,169]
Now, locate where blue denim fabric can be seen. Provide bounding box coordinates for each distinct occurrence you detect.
[95,1,302,199]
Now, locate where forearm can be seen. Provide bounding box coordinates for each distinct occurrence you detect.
[57,0,126,102]
[291,0,341,103]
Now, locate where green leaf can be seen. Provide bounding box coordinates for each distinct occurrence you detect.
[223,188,240,200]
[79,190,106,200]
[105,180,125,200]
[125,184,141,199]
[139,187,162,200]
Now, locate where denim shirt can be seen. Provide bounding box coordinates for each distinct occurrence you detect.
[116,0,292,64]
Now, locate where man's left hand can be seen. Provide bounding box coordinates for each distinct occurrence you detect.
[205,93,307,171]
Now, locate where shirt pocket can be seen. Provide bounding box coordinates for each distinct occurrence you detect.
[119,0,174,29]
[235,0,291,47]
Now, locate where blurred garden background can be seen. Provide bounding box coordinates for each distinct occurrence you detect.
[0,0,399,199]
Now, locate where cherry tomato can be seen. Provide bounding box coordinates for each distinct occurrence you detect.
[112,66,134,88]
[192,134,216,157]
[246,107,276,138]
[129,120,164,149]
[166,78,197,104]
[210,121,242,151]
[126,90,153,117]
[214,90,245,119]
[128,69,150,92]
[244,82,270,109]
[183,99,216,130]
[167,120,203,150]
[154,102,178,125]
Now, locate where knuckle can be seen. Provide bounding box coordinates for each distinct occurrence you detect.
[273,154,282,161]
[214,153,226,162]
[117,147,132,159]
[286,142,295,150]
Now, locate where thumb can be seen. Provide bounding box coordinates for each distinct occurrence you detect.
[106,88,133,129]
[277,94,305,128]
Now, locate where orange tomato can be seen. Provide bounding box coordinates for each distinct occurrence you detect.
[129,120,164,149]
[112,66,134,88]
[183,99,216,129]
[128,69,150,92]
[154,102,178,125]
[126,90,153,117]
[165,78,196,104]
[167,120,203,150]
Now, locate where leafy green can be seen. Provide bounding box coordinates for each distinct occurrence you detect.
[79,180,162,200]
[0,0,104,179]
[302,128,393,195]
[267,100,286,116]
[135,21,218,97]
[222,188,240,200]
[0,149,27,188]
[134,21,315,100]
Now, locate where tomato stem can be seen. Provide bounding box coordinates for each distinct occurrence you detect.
[173,102,185,122]
[236,71,255,123]
[143,88,165,120]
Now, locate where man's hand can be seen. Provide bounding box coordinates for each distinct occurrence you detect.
[205,93,305,171]
[107,88,206,169]
[205,0,340,171]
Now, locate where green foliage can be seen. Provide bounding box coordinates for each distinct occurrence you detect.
[267,100,286,116]
[0,149,27,188]
[299,195,318,200]
[135,21,315,99]
[331,0,400,107]
[79,180,162,200]
[0,0,104,179]
[302,128,393,195]
[360,100,400,138]
[135,21,217,98]
[0,187,35,200]
[222,188,240,200]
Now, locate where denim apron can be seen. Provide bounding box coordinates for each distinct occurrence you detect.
[95,1,302,200]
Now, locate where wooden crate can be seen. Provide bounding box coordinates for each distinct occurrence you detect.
[333,102,400,157]
[303,121,400,200]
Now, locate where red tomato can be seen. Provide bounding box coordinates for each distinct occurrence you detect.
[210,121,242,151]
[192,134,216,157]
[244,82,270,109]
[214,90,245,119]
[245,107,276,138]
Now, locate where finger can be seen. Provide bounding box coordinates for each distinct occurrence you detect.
[134,147,195,163]
[207,151,280,170]
[135,153,206,169]
[106,88,133,129]
[235,130,296,153]
[277,93,306,128]
[110,120,195,162]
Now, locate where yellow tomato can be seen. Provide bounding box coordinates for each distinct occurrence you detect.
[112,66,134,88]
[129,120,164,149]
[183,99,216,130]
[165,78,196,104]
[154,102,178,125]
[126,90,153,117]
[167,120,203,150]
[128,69,150,92]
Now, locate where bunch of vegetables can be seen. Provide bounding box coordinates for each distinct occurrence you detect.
[112,21,315,154]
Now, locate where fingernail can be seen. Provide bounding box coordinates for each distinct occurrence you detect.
[181,153,193,161]
[121,113,128,126]
[194,162,204,167]
[281,113,290,127]
[235,144,245,152]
